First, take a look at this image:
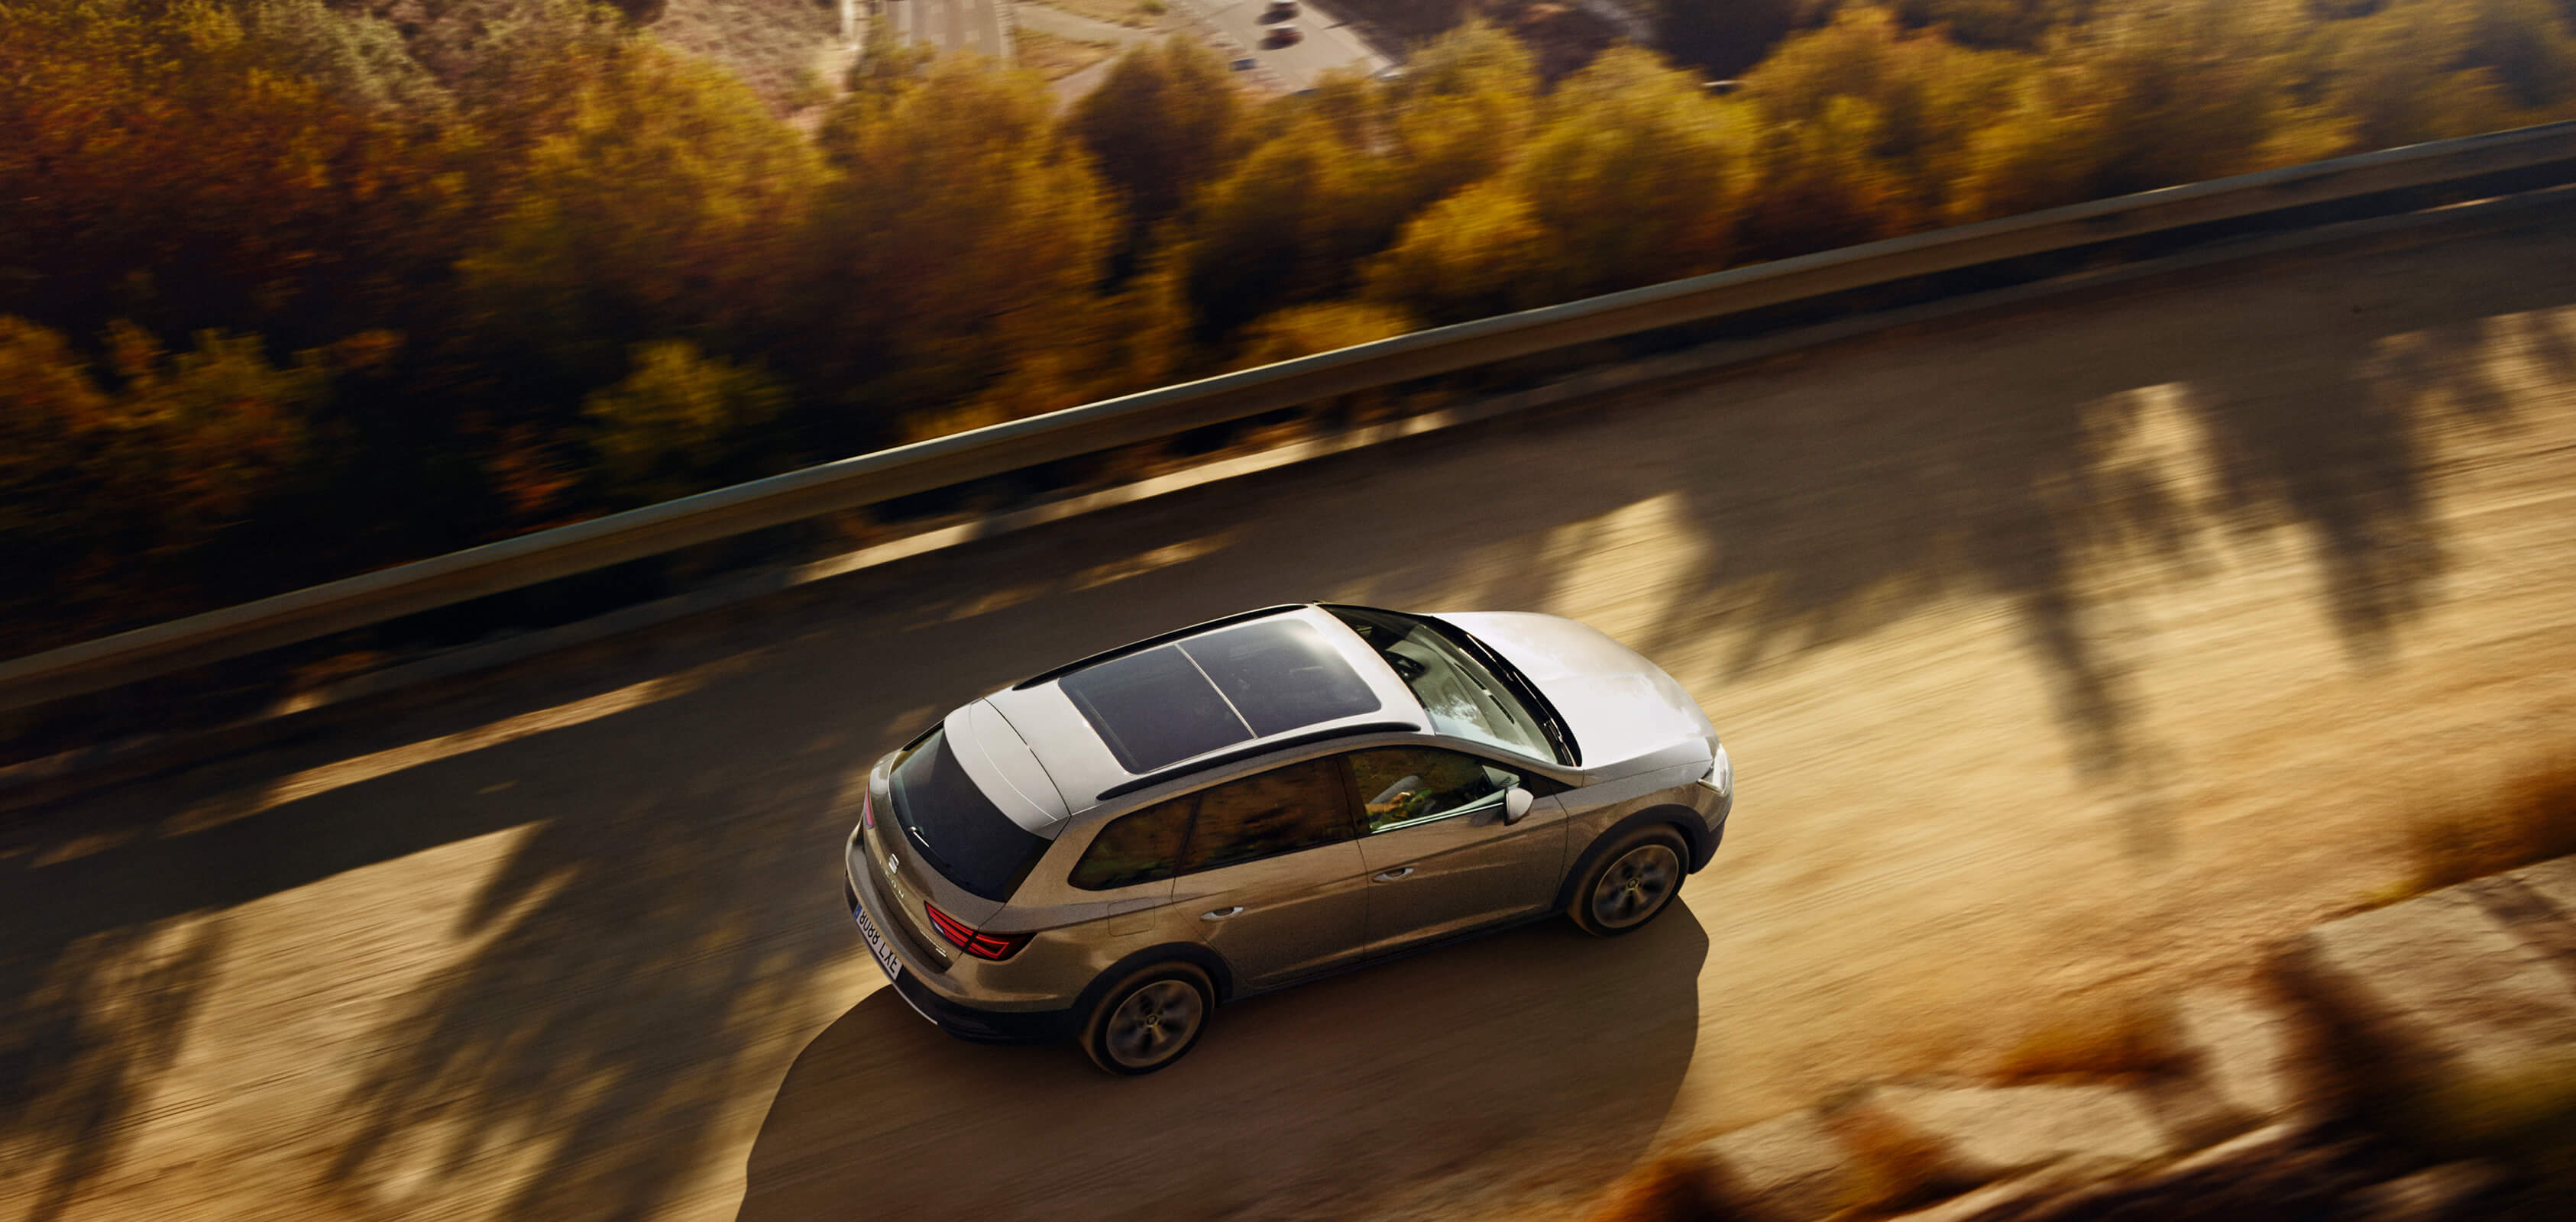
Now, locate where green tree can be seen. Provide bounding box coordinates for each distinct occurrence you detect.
[2454,0,2576,109]
[2059,0,2308,196]
[0,0,467,349]
[1178,24,1547,345]
[2309,0,2567,153]
[803,56,1118,441]
[1383,20,1542,205]
[102,322,325,551]
[582,341,787,505]
[1072,37,1248,242]
[1180,111,1413,340]
[0,315,335,633]
[239,0,452,115]
[1232,301,1419,368]
[1371,46,1747,320]
[1950,0,2315,219]
[1516,47,1749,298]
[0,318,118,590]
[1365,180,1552,324]
[1736,6,2024,249]
[458,40,825,391]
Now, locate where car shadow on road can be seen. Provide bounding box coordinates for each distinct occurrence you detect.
[736,907,1708,1222]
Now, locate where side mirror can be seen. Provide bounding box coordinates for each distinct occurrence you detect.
[1502,787,1534,826]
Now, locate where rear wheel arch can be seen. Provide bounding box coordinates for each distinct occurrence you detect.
[1553,806,1709,912]
[1076,942,1239,1018]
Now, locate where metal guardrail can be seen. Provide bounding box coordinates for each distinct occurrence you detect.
[5,121,2574,714]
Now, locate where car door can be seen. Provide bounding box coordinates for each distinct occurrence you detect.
[1163,757,1371,990]
[1344,745,1566,956]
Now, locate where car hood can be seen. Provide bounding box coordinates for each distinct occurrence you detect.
[1435,612,1717,776]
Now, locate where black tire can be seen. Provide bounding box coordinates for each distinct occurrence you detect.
[1080,962,1215,1076]
[1567,826,1689,937]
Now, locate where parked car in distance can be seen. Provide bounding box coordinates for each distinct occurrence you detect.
[1264,0,1299,18]
[1265,23,1303,46]
[842,603,1733,1074]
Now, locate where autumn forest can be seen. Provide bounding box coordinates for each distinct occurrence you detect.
[4,0,2573,653]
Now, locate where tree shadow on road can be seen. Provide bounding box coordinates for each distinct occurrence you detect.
[1270,225,2576,798]
[4,221,2574,1220]
[736,909,1707,1222]
[0,920,224,1222]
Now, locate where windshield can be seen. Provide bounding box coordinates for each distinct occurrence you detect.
[1325,606,1569,764]
[887,729,1052,902]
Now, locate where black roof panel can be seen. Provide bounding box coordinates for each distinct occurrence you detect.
[1058,645,1248,774]
[1055,619,1381,774]
[1183,621,1380,736]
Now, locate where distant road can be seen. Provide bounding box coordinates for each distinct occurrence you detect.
[886,0,1014,60]
[1184,0,1387,92]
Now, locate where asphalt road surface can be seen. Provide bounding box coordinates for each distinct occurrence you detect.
[8,212,2576,1222]
[1191,0,1386,92]
[888,0,1012,60]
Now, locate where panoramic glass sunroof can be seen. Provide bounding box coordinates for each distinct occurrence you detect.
[1057,620,1381,773]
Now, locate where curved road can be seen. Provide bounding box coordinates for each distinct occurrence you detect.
[8,215,2576,1222]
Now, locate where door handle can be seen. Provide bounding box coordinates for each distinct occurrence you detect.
[1373,867,1415,883]
[1200,906,1244,921]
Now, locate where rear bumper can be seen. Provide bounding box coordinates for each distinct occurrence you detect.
[843,878,1077,1045]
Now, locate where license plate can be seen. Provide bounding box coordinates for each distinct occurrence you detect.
[853,901,903,982]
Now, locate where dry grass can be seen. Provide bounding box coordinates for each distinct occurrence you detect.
[1014,27,1121,80]
[1991,992,2191,1085]
[1025,0,1164,28]
[2393,750,2576,900]
[649,0,841,106]
[1834,1107,1969,1215]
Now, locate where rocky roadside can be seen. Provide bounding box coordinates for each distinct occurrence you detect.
[1621,855,2576,1221]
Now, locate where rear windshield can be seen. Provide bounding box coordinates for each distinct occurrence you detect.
[888,729,1052,902]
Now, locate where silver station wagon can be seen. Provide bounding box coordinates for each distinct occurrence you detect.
[842,603,1733,1074]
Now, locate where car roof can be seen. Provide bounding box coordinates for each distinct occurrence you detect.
[983,605,1423,817]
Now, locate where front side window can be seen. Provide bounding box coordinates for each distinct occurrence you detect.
[888,729,1053,901]
[1180,758,1353,873]
[1327,607,1558,761]
[1070,794,1194,891]
[1348,746,1517,832]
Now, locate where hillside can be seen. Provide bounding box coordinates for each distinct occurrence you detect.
[648,0,841,100]
[347,0,840,104]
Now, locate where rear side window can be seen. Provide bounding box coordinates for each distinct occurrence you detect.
[888,729,1052,902]
[1070,795,1194,891]
[1182,758,1351,873]
[1070,758,1356,889]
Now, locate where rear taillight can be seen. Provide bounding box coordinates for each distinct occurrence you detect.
[922,902,1032,961]
[862,792,875,830]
